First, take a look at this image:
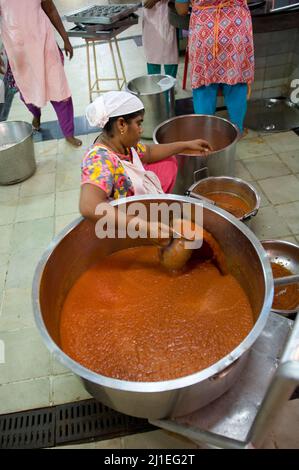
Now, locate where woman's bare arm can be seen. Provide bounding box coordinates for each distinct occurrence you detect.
[79,184,171,244]
[41,0,73,58]
[142,139,212,163]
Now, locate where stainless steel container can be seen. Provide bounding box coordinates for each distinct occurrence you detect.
[261,239,299,317]
[0,121,36,185]
[32,195,273,419]
[153,115,239,194]
[126,74,175,139]
[186,176,260,226]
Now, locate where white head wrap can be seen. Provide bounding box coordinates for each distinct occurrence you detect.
[85,91,144,128]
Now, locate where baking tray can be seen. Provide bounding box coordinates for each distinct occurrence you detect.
[83,13,139,32]
[65,4,140,25]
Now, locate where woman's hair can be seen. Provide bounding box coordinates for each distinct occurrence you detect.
[103,109,144,136]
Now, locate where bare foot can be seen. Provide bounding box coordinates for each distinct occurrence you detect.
[32,116,41,131]
[65,136,82,147]
[241,128,249,138]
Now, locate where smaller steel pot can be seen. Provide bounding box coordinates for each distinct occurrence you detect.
[261,239,299,317]
[186,175,260,226]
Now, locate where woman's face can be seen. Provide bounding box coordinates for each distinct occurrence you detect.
[122,114,144,147]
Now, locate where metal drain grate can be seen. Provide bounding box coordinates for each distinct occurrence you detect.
[55,399,153,446]
[0,408,55,449]
[0,399,155,449]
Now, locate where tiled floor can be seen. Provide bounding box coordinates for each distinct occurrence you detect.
[0,5,299,449]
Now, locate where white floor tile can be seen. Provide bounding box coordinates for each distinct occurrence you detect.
[0,184,20,203]
[258,175,299,205]
[20,173,56,198]
[10,217,54,255]
[264,131,299,153]
[0,225,13,255]
[0,288,35,331]
[0,201,18,226]
[50,374,91,405]
[236,137,275,159]
[0,327,51,384]
[6,248,46,289]
[55,189,80,216]
[250,206,291,239]
[242,154,291,180]
[0,378,50,414]
[16,194,55,222]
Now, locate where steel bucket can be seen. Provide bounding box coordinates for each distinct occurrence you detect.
[32,195,273,419]
[153,114,239,195]
[0,121,36,185]
[126,74,175,139]
[186,176,261,226]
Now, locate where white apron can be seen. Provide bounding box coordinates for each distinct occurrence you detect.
[142,1,179,65]
[117,148,164,196]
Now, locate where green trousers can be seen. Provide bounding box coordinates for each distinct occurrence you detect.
[147,63,178,79]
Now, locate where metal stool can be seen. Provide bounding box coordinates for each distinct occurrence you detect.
[85,36,126,102]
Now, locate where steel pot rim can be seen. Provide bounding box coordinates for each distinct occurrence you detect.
[152,114,240,154]
[32,195,273,393]
[0,120,33,148]
[126,73,175,96]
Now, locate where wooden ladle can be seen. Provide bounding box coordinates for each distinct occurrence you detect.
[159,219,227,274]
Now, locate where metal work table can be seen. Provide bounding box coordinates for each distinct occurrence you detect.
[66,5,139,101]
[152,312,299,449]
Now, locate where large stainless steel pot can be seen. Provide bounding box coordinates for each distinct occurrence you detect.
[0,121,36,185]
[153,114,239,195]
[126,74,175,139]
[32,195,273,419]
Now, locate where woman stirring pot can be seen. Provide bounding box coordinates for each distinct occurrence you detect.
[80,91,211,242]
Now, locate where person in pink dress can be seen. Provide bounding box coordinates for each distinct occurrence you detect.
[176,0,254,133]
[142,0,179,78]
[0,0,82,147]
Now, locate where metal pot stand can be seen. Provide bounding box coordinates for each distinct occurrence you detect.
[150,312,299,449]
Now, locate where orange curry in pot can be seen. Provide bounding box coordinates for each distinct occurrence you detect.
[60,245,254,382]
[271,262,299,311]
[205,192,251,219]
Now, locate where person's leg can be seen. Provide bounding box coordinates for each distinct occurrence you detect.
[20,93,41,130]
[147,63,161,75]
[51,97,82,147]
[192,84,218,115]
[164,64,178,79]
[144,156,178,193]
[0,78,15,121]
[222,83,248,133]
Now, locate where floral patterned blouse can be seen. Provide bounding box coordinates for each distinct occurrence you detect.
[81,142,147,200]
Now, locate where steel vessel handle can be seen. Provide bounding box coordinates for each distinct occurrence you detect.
[193,167,209,182]
[185,190,216,205]
[241,208,259,221]
[274,273,299,287]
